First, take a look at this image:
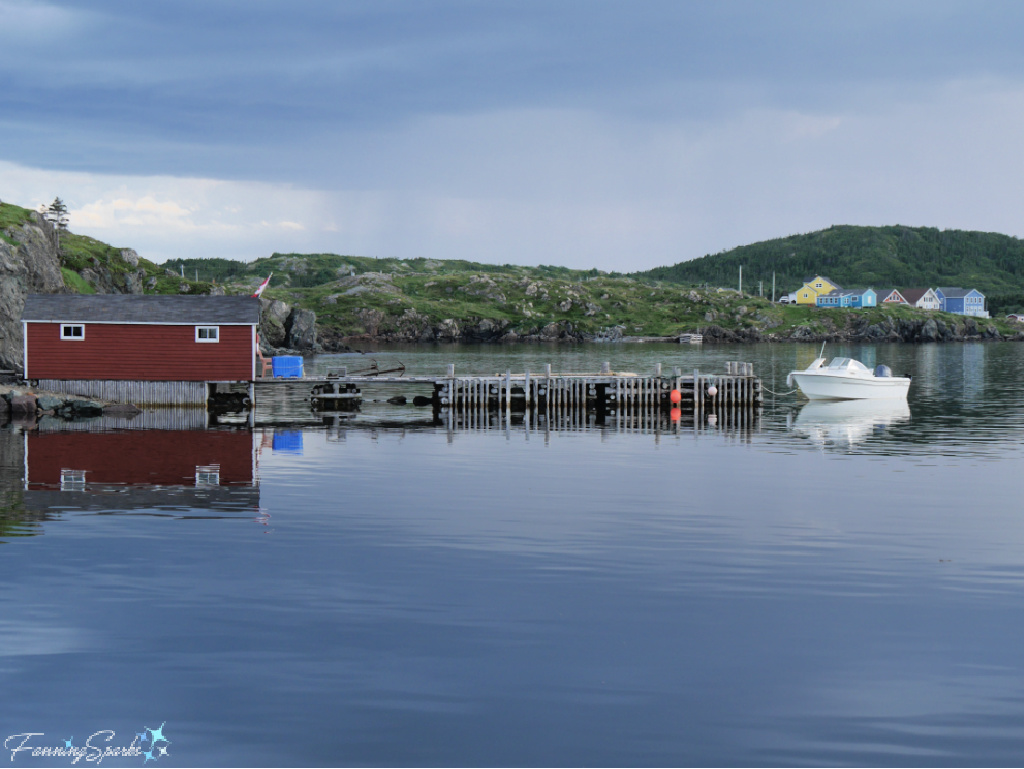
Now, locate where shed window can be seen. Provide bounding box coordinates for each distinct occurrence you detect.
[195,464,220,487]
[60,324,85,340]
[195,326,219,343]
[60,469,86,490]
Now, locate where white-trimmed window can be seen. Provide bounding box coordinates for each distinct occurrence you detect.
[60,324,85,340]
[195,326,219,343]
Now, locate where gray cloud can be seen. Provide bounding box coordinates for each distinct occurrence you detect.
[3,1,1024,268]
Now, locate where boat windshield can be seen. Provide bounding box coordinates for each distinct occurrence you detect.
[826,357,871,374]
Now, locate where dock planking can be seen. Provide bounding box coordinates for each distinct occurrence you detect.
[250,361,763,421]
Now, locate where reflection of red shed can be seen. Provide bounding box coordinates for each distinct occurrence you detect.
[22,294,258,382]
[26,429,255,489]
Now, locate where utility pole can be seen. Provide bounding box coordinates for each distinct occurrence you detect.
[772,272,776,303]
[739,266,743,295]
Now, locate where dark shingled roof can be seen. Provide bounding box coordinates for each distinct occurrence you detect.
[21,294,260,324]
[899,288,930,305]
[937,287,978,298]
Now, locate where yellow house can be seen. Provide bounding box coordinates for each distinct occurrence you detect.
[796,275,842,305]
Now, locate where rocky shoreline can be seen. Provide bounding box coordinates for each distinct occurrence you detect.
[0,384,141,423]
[314,313,1022,349]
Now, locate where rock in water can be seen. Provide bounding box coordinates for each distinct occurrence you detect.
[9,394,37,414]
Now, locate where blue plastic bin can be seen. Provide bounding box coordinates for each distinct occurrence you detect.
[272,355,303,378]
[272,430,304,455]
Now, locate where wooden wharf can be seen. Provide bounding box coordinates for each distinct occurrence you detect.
[249,360,762,420]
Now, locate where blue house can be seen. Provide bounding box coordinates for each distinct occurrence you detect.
[935,287,988,317]
[816,288,877,308]
[846,288,876,308]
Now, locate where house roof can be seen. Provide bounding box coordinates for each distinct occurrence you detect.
[938,287,984,298]
[803,275,842,289]
[822,288,873,298]
[879,289,904,300]
[899,288,931,304]
[22,294,261,324]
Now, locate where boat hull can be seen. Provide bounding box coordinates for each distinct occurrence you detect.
[789,372,911,400]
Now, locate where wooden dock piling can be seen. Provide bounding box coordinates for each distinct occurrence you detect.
[252,361,762,429]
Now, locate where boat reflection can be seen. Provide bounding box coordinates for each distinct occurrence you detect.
[791,399,911,448]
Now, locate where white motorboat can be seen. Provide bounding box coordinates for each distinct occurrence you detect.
[786,355,911,400]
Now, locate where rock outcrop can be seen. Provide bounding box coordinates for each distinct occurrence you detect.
[335,310,587,344]
[259,297,320,352]
[0,213,66,371]
[80,257,147,294]
[731,314,1008,344]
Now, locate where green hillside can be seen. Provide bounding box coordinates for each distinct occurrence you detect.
[634,225,1024,314]
[163,253,607,288]
[0,201,215,296]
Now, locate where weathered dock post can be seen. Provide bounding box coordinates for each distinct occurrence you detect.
[693,368,700,421]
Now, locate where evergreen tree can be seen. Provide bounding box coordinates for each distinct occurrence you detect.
[44,197,69,250]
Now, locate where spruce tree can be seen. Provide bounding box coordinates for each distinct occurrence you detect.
[45,197,69,250]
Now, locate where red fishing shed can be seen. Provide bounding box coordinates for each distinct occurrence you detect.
[21,294,260,405]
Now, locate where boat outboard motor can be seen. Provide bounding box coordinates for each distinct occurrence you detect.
[874,364,893,378]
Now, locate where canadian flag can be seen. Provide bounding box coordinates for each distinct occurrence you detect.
[252,273,273,298]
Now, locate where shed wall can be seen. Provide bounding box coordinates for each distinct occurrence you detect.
[26,323,254,381]
[36,380,209,406]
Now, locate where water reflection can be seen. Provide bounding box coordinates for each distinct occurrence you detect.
[19,426,260,522]
[318,406,763,442]
[791,399,912,449]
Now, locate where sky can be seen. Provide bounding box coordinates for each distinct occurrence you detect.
[3,0,1024,271]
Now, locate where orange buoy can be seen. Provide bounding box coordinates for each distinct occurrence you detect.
[670,407,681,421]
[670,389,681,404]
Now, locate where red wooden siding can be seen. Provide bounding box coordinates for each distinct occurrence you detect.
[26,323,254,381]
[26,430,254,487]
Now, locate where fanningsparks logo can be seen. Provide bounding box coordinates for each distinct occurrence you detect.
[5,724,171,764]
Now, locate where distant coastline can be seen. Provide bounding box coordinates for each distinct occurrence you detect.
[2,201,1022,371]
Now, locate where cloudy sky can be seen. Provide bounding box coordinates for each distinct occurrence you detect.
[3,1,1024,270]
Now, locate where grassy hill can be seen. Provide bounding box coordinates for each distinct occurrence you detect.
[0,201,216,296]
[165,254,765,339]
[163,253,606,288]
[633,225,1024,314]
[162,253,1017,343]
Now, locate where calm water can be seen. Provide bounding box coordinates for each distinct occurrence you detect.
[2,342,1024,766]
